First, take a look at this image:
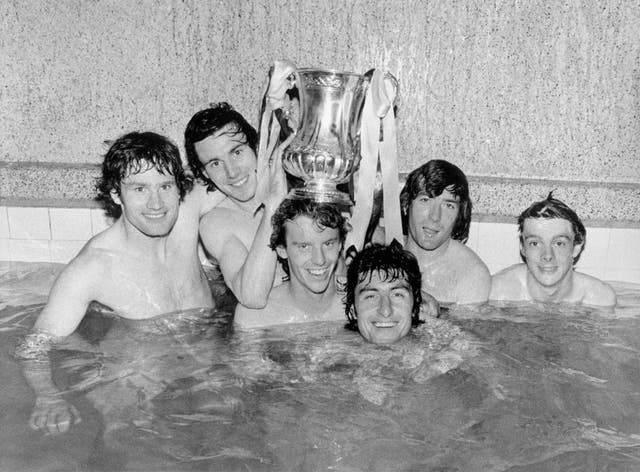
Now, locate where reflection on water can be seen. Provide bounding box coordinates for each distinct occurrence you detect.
[1,262,640,471]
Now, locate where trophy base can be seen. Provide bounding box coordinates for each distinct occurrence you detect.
[287,182,353,206]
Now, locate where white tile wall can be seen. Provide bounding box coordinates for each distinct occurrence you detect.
[607,228,640,274]
[474,222,521,274]
[50,208,93,241]
[1,205,639,284]
[574,227,611,281]
[7,207,51,240]
[0,206,9,238]
[50,240,87,263]
[8,239,51,262]
[91,208,113,235]
[0,237,9,260]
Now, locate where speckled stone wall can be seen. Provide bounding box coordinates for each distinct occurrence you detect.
[1,1,639,222]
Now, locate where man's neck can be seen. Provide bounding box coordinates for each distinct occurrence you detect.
[116,219,171,260]
[220,195,258,215]
[526,270,575,302]
[406,236,452,265]
[287,278,338,314]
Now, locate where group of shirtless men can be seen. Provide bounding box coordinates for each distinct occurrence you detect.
[17,99,616,435]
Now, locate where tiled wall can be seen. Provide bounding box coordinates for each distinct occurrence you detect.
[1,205,639,284]
[0,206,112,264]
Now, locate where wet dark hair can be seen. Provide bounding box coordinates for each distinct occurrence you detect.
[184,102,258,192]
[96,131,191,219]
[270,198,350,276]
[518,192,586,264]
[400,159,472,243]
[344,240,423,331]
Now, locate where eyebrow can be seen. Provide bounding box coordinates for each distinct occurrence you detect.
[122,179,175,186]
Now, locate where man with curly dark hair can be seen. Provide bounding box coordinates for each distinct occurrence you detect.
[344,241,423,344]
[490,193,616,306]
[17,131,218,435]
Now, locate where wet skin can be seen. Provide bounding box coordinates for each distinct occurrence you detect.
[276,216,342,296]
[520,218,581,290]
[407,189,460,255]
[111,167,180,238]
[355,271,414,345]
[194,124,258,204]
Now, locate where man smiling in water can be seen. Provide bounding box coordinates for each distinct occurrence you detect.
[17,131,222,434]
[402,160,491,304]
[490,193,616,306]
[234,198,350,328]
[344,241,423,344]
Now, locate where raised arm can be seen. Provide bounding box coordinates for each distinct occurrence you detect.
[200,138,292,308]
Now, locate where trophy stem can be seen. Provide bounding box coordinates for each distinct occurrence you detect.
[288,180,353,205]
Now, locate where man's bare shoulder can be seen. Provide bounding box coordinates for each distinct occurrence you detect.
[448,241,492,303]
[450,241,489,272]
[490,264,529,301]
[574,271,617,307]
[186,183,228,216]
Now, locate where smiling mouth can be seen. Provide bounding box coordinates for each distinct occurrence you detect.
[307,268,329,278]
[144,212,166,220]
[372,321,398,328]
[229,176,249,188]
[421,227,440,237]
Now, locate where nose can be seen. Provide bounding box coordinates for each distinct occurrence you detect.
[541,244,554,262]
[147,189,163,209]
[378,294,392,317]
[311,246,326,266]
[427,201,441,222]
[225,160,241,179]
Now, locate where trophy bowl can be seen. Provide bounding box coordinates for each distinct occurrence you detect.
[281,68,370,205]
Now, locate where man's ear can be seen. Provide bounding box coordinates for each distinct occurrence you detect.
[572,241,584,259]
[110,190,122,206]
[275,245,288,259]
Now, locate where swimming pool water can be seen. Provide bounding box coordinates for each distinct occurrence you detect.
[1,262,639,471]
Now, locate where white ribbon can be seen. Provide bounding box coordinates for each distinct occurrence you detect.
[253,60,296,213]
[346,69,402,251]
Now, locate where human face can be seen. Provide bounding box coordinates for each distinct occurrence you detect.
[520,218,582,289]
[407,188,460,252]
[354,271,414,344]
[111,166,180,238]
[276,216,342,295]
[194,124,257,203]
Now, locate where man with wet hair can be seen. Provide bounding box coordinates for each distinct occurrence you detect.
[17,131,219,434]
[234,198,350,328]
[402,159,491,304]
[490,193,616,306]
[345,241,423,344]
[185,102,291,308]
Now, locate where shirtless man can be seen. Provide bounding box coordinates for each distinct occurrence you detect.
[17,131,217,434]
[402,160,491,304]
[234,198,350,328]
[490,193,616,306]
[185,102,290,308]
[344,241,423,344]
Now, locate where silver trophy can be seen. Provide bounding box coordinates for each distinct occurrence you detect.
[280,68,371,205]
